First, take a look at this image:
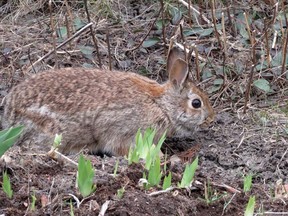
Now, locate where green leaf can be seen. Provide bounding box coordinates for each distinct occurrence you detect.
[82,63,94,68]
[183,27,214,37]
[145,151,152,170]
[73,17,86,30]
[202,69,213,80]
[207,85,221,94]
[151,130,165,159]
[243,174,253,192]
[30,191,37,211]
[70,199,74,216]
[168,6,182,24]
[57,26,67,39]
[244,196,256,216]
[147,156,162,187]
[77,155,96,197]
[0,126,24,157]
[162,172,172,190]
[272,51,283,66]
[79,45,94,61]
[183,27,203,36]
[2,171,13,199]
[53,133,62,148]
[255,62,268,71]
[142,37,160,48]
[117,187,125,199]
[213,78,224,85]
[145,128,155,148]
[179,157,198,188]
[253,79,270,92]
[155,19,169,30]
[79,45,94,55]
[128,128,166,170]
[239,26,249,39]
[127,145,139,165]
[199,28,214,37]
[271,51,288,67]
[235,13,251,40]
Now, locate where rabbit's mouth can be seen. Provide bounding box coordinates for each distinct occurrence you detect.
[200,114,215,128]
[173,126,198,138]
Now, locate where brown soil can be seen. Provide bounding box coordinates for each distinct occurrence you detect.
[0,1,288,215]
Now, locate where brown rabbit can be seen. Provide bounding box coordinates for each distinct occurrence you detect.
[2,48,214,156]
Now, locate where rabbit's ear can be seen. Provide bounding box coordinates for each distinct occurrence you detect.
[167,48,188,90]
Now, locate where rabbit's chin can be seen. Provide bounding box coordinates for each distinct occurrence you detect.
[172,125,199,138]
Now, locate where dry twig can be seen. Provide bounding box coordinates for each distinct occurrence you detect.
[83,0,102,68]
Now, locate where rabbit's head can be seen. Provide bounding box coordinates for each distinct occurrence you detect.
[161,47,215,137]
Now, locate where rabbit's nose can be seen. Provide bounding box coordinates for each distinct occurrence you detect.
[205,115,215,124]
[206,108,215,123]
[199,112,215,128]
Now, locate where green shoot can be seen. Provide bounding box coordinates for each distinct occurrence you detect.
[0,126,24,157]
[117,187,125,199]
[30,191,37,211]
[147,156,162,189]
[53,133,62,148]
[223,193,237,212]
[204,180,212,204]
[127,145,140,165]
[2,171,13,199]
[178,157,198,188]
[113,159,119,177]
[70,199,74,216]
[77,155,96,197]
[127,128,166,170]
[162,172,172,190]
[243,174,253,192]
[204,180,227,204]
[244,196,256,216]
[163,150,168,173]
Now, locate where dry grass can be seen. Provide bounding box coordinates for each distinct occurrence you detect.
[0,0,287,109]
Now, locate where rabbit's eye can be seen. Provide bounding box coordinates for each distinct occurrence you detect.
[192,99,201,109]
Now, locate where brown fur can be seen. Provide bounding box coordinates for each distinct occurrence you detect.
[2,48,215,156]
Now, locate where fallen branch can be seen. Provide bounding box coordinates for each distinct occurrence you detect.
[147,187,175,196]
[98,200,110,216]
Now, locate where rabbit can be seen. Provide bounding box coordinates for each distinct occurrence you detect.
[1,47,215,156]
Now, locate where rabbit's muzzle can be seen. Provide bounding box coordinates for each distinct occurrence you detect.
[200,113,215,128]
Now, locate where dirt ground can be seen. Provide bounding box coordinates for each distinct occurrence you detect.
[0,1,288,215]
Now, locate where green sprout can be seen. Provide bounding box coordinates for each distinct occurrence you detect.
[53,133,62,148]
[162,172,172,190]
[117,187,125,199]
[243,174,253,193]
[244,196,256,216]
[178,157,198,188]
[127,128,166,170]
[146,156,162,189]
[77,155,96,197]
[30,191,37,211]
[113,159,119,177]
[70,199,74,216]
[0,126,24,157]
[2,171,13,199]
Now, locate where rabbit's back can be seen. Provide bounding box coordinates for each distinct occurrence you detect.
[2,68,169,154]
[5,68,160,112]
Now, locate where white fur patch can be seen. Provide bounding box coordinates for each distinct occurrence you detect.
[27,105,59,118]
